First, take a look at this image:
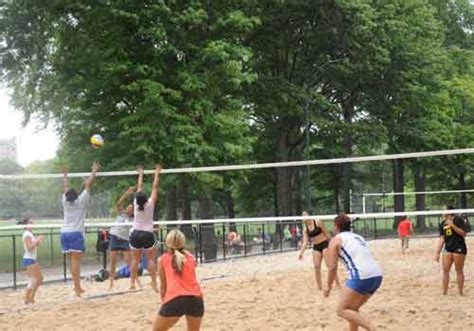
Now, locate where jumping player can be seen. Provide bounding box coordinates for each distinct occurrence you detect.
[108,186,135,289]
[129,164,161,291]
[61,162,99,297]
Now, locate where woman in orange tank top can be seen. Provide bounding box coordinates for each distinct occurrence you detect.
[153,229,204,331]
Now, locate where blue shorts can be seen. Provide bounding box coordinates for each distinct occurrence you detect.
[346,276,383,295]
[109,235,130,251]
[61,231,85,253]
[22,258,37,268]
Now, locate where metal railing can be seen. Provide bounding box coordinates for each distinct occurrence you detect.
[0,215,450,290]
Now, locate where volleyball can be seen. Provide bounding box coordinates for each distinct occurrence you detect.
[90,134,104,149]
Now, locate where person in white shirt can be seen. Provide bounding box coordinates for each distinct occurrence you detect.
[60,162,99,297]
[324,213,383,331]
[20,218,45,304]
[108,186,135,289]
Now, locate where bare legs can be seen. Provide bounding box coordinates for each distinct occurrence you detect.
[312,250,323,290]
[443,252,466,295]
[68,252,85,297]
[336,286,373,331]
[153,316,202,331]
[322,248,341,288]
[131,248,157,291]
[24,263,43,304]
[109,250,131,289]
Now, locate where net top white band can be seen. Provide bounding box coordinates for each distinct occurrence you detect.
[1,208,472,230]
[363,189,474,196]
[1,148,474,180]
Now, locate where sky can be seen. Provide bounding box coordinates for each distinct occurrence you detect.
[0,89,58,167]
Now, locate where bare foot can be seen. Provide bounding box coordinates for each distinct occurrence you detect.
[74,287,86,297]
[108,281,114,290]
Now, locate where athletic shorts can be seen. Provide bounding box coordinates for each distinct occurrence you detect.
[109,235,130,251]
[346,276,383,295]
[22,258,37,268]
[444,246,467,255]
[313,240,329,252]
[159,296,205,317]
[129,230,156,250]
[60,231,85,253]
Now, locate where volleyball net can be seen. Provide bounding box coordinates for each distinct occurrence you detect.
[1,148,474,288]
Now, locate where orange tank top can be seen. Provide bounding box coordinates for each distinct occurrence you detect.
[160,251,202,304]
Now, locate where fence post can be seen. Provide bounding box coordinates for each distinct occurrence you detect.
[12,235,17,290]
[222,222,226,261]
[279,223,283,252]
[63,253,67,282]
[262,223,266,255]
[160,227,164,255]
[194,226,199,261]
[50,228,54,266]
[243,224,247,257]
[198,224,203,264]
[373,218,377,239]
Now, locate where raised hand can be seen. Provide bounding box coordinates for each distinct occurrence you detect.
[91,161,100,173]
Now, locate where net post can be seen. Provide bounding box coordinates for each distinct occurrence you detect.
[362,195,366,214]
[222,222,226,261]
[12,235,17,290]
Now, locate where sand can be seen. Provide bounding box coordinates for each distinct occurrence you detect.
[0,237,473,330]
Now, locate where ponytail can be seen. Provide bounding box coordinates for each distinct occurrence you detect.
[165,229,188,274]
[171,248,187,274]
[135,192,148,211]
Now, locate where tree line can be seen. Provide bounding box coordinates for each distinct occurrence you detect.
[1,0,474,232]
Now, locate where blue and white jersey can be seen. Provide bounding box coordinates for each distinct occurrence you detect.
[337,231,382,280]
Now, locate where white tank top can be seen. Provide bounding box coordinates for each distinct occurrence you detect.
[23,231,37,260]
[337,231,382,280]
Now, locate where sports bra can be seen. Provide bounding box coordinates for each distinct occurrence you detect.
[306,220,322,238]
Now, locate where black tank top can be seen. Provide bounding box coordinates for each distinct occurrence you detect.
[306,220,322,238]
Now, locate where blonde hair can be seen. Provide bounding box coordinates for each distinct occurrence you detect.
[165,229,187,274]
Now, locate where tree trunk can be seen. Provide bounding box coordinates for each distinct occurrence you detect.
[223,174,236,231]
[273,170,279,216]
[276,132,291,217]
[166,184,178,229]
[198,194,217,262]
[342,101,354,213]
[414,164,426,230]
[393,159,405,229]
[459,171,467,209]
[179,175,193,237]
[294,170,303,215]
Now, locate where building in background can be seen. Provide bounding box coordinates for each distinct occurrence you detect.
[0,137,17,161]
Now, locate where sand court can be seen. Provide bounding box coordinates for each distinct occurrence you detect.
[1,237,473,330]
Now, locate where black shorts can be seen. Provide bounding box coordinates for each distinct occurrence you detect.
[129,230,156,250]
[313,240,329,252]
[444,245,467,255]
[109,235,130,251]
[159,296,205,317]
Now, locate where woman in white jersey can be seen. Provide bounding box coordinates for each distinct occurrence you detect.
[61,162,99,297]
[324,213,383,331]
[108,186,135,289]
[19,218,45,304]
[129,164,161,291]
